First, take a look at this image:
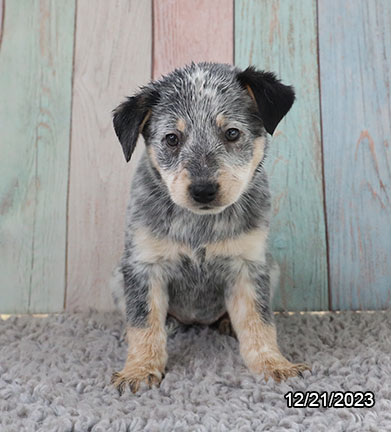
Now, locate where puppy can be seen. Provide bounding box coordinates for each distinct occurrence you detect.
[110,62,310,395]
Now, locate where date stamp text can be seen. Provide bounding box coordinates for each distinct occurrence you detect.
[284,391,375,408]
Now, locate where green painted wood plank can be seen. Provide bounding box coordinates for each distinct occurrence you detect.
[319,0,391,310]
[235,0,328,311]
[0,0,75,313]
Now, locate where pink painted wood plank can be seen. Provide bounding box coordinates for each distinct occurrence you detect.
[153,0,233,78]
[66,0,152,311]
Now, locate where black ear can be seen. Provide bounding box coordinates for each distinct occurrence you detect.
[113,88,159,162]
[237,67,295,135]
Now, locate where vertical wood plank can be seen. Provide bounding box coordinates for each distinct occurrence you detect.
[153,0,233,78]
[66,0,152,311]
[319,0,391,310]
[235,0,328,310]
[0,0,75,313]
[0,1,3,40]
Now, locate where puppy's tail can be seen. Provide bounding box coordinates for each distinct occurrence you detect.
[110,264,126,318]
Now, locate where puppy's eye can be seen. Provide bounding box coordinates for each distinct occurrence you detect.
[165,133,179,147]
[225,128,240,141]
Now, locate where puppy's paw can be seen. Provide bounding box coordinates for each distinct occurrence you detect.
[249,356,311,382]
[264,360,310,382]
[111,365,165,395]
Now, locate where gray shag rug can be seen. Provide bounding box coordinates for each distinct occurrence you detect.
[1,310,391,432]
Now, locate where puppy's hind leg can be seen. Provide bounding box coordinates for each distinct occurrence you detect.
[267,253,280,302]
[110,264,126,318]
[165,314,184,337]
[211,312,237,339]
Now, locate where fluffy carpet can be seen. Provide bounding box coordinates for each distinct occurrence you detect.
[1,310,390,431]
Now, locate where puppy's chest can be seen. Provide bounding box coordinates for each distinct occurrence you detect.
[132,226,268,324]
[133,226,268,265]
[167,249,229,324]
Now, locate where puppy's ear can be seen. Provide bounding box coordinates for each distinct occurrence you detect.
[113,88,159,162]
[237,67,295,135]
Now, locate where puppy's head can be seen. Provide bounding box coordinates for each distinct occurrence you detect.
[113,63,294,214]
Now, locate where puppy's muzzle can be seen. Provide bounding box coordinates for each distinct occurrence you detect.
[189,182,219,204]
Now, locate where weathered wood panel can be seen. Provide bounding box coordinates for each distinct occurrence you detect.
[319,0,391,310]
[0,0,75,313]
[235,0,328,310]
[66,0,152,311]
[153,0,233,77]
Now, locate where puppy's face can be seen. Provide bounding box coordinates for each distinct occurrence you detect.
[113,63,294,214]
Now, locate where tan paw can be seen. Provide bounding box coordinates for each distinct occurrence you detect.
[248,354,311,383]
[111,366,165,395]
[263,359,311,382]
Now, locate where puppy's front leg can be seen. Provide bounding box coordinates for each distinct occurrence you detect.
[226,264,310,382]
[111,265,168,394]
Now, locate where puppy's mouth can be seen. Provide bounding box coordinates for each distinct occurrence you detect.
[189,203,228,215]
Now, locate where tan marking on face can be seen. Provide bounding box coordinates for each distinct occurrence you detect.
[146,149,196,211]
[133,227,194,263]
[206,227,268,262]
[245,84,256,104]
[216,113,226,128]
[111,276,169,393]
[226,268,310,381]
[251,136,265,172]
[139,110,151,133]
[166,167,193,208]
[217,166,248,204]
[147,146,161,174]
[218,136,266,205]
[176,118,186,132]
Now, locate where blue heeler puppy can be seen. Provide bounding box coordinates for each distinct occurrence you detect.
[110,62,310,395]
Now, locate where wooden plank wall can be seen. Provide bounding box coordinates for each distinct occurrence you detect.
[0,0,390,313]
[319,0,391,310]
[66,0,152,311]
[236,0,328,310]
[153,0,233,78]
[0,0,75,313]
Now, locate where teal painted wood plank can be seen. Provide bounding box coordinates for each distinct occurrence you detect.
[0,0,75,313]
[235,0,328,311]
[319,0,391,310]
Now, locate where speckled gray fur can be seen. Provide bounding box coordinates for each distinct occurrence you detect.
[112,62,295,329]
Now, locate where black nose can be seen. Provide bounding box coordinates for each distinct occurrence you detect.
[189,182,219,204]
